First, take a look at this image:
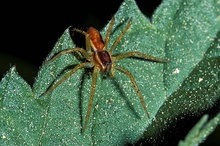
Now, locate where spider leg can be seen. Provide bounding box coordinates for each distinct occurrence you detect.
[105,16,115,49]
[115,66,150,119]
[44,47,90,64]
[109,18,132,53]
[41,62,94,97]
[72,28,87,36]
[73,28,90,52]
[114,51,169,62]
[82,65,100,132]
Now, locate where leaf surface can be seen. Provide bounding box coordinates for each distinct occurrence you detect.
[1,0,219,145]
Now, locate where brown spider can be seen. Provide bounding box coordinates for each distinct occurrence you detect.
[41,16,168,132]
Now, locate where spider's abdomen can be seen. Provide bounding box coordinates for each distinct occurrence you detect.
[87,27,105,51]
[93,50,112,72]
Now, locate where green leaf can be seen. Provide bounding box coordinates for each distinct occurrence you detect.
[142,0,220,143]
[178,113,220,146]
[154,0,220,96]
[33,0,168,145]
[1,0,220,145]
[0,67,44,145]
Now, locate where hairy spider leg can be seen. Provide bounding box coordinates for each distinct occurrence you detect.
[41,47,93,97]
[111,51,168,118]
[114,66,150,118]
[41,28,94,97]
[114,52,169,63]
[41,15,169,133]
[72,28,91,52]
[41,62,94,97]
[104,16,115,49]
[109,18,132,53]
[44,47,91,64]
[82,65,100,132]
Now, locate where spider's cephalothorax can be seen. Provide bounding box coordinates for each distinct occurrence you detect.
[93,50,112,72]
[41,16,169,132]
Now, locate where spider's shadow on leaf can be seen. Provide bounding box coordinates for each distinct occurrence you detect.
[79,67,142,122]
[109,76,141,119]
[78,67,93,131]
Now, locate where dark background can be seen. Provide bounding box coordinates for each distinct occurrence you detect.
[1,0,162,85]
[0,0,219,145]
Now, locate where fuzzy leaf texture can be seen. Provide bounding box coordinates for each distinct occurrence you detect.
[0,0,220,145]
[178,113,220,146]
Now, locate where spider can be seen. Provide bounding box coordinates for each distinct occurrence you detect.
[41,16,168,132]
